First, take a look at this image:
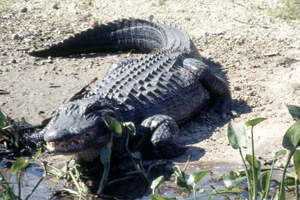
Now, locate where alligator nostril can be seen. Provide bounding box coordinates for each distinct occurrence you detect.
[44,130,59,142]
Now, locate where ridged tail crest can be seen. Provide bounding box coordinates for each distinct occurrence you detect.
[29,18,174,57]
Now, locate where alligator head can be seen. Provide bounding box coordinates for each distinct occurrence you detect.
[41,97,123,161]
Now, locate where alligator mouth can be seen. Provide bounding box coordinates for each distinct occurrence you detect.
[46,131,97,152]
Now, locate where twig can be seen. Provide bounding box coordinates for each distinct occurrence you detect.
[209,185,231,199]
[233,18,275,29]
[65,77,98,102]
[232,1,250,10]
[0,89,10,95]
[183,155,191,172]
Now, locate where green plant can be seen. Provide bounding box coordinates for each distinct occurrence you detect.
[0,109,31,155]
[158,0,167,6]
[226,104,300,200]
[48,159,89,198]
[0,149,43,200]
[277,105,300,199]
[271,0,300,20]
[97,116,166,196]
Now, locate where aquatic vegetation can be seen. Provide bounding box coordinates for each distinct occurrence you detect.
[0,149,43,200]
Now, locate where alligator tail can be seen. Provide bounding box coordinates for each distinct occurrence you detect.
[29,18,169,57]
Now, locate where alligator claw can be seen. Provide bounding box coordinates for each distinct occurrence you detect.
[209,97,233,118]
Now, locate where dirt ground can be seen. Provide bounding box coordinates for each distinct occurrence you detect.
[1,0,300,166]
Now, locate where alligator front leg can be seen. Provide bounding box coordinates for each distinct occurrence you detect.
[137,115,186,158]
[183,58,232,116]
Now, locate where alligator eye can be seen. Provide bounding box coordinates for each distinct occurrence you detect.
[85,102,103,115]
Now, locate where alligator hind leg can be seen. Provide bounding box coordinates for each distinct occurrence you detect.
[183,58,232,116]
[137,115,186,158]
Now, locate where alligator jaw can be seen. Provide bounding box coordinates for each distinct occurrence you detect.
[45,129,105,153]
[46,138,84,152]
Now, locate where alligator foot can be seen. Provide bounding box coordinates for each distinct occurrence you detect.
[209,96,232,118]
[183,58,232,118]
[137,115,186,158]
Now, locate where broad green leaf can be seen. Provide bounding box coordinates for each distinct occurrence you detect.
[284,173,297,186]
[223,171,246,190]
[227,122,247,149]
[282,120,300,150]
[150,194,175,200]
[10,157,32,174]
[102,116,122,135]
[257,171,271,196]
[5,186,17,200]
[132,136,147,153]
[272,150,287,159]
[187,170,211,185]
[246,154,261,178]
[151,176,165,194]
[100,141,112,165]
[286,105,300,120]
[293,149,300,178]
[245,117,267,127]
[124,122,136,136]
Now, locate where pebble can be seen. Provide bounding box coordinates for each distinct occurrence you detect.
[12,34,19,40]
[207,28,223,35]
[91,21,99,28]
[52,3,58,9]
[20,7,28,13]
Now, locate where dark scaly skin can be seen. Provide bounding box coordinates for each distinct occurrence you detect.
[30,18,232,161]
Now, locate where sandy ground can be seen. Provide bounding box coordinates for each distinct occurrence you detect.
[1,0,300,166]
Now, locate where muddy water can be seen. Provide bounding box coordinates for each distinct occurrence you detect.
[0,163,60,200]
[139,161,245,200]
[0,160,286,199]
[1,160,241,199]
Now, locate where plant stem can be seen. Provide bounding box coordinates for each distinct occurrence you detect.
[239,147,252,199]
[0,171,9,189]
[68,170,82,194]
[264,157,276,199]
[251,126,257,200]
[147,162,167,174]
[295,175,299,200]
[107,176,136,186]
[279,149,296,199]
[97,163,110,195]
[25,177,44,200]
[125,132,148,183]
[193,183,197,200]
[18,171,21,199]
[97,133,114,195]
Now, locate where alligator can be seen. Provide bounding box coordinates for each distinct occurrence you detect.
[29,18,232,161]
